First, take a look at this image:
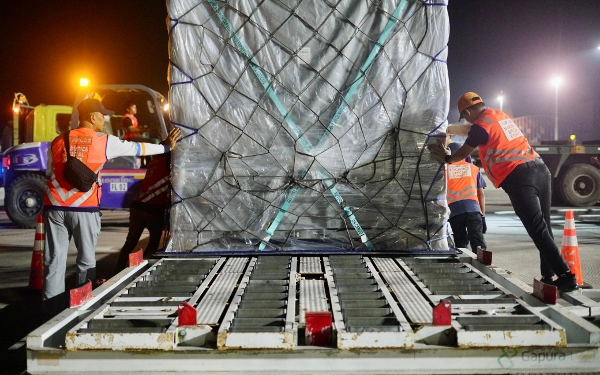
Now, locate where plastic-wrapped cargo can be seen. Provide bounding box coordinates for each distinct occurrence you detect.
[167,0,449,253]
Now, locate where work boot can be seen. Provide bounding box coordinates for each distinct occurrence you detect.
[549,272,577,292]
[77,267,97,287]
[540,276,553,284]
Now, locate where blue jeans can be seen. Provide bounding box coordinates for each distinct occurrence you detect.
[500,159,569,278]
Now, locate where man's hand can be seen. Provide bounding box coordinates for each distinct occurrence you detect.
[481,215,487,234]
[163,128,181,150]
[427,139,451,164]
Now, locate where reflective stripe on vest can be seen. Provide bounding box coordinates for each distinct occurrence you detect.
[482,146,536,176]
[446,161,479,204]
[137,176,169,203]
[476,108,536,187]
[134,155,171,207]
[45,128,108,207]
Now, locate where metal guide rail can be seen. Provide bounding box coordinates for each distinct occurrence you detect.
[27,251,600,374]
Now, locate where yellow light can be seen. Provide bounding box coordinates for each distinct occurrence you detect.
[163,103,170,112]
[12,104,20,114]
[570,134,576,141]
[80,78,89,87]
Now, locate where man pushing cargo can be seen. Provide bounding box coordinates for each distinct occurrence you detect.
[43,98,181,319]
[429,92,577,292]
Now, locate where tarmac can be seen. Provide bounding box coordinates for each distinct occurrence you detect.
[0,181,599,374]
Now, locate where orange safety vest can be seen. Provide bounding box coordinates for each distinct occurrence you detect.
[446,160,480,205]
[475,108,537,188]
[134,154,171,208]
[45,128,108,208]
[122,113,139,140]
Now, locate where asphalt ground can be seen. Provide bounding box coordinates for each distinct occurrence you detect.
[0,181,599,374]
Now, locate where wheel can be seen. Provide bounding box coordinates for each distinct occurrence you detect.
[557,164,600,207]
[5,174,46,228]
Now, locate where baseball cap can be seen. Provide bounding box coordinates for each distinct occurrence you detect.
[457,92,484,119]
[448,142,472,163]
[77,98,114,116]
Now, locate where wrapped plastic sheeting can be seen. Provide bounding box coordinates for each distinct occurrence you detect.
[167,0,450,253]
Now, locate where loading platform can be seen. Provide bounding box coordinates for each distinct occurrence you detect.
[27,249,600,374]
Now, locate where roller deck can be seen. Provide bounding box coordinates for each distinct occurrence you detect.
[27,249,600,374]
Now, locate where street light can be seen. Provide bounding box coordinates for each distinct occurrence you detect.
[497,95,504,112]
[550,75,563,141]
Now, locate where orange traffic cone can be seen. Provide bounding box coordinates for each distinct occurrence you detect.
[560,210,583,286]
[28,214,45,290]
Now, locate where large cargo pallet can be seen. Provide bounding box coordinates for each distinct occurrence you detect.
[27,249,600,374]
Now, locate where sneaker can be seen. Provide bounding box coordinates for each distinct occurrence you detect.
[540,276,553,284]
[549,273,577,292]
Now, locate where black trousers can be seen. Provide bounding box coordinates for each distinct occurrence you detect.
[449,211,486,251]
[115,207,166,273]
[500,159,569,279]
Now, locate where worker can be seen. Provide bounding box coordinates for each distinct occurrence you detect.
[122,101,154,167]
[445,141,487,251]
[43,98,181,319]
[121,101,143,141]
[114,151,171,273]
[429,92,577,292]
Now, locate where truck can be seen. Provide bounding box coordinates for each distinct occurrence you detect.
[1,85,170,228]
[533,141,600,207]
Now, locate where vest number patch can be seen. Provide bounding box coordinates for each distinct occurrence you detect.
[499,118,523,141]
[448,164,472,179]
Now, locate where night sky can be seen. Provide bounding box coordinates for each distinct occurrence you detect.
[1,1,599,140]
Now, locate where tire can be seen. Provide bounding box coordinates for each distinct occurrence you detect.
[556,164,600,207]
[5,174,46,228]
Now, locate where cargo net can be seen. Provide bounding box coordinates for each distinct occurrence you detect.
[167,0,450,253]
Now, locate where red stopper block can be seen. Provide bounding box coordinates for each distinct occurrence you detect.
[432,299,452,326]
[178,302,197,326]
[128,248,144,267]
[70,281,93,307]
[533,278,557,305]
[306,311,333,346]
[477,248,492,266]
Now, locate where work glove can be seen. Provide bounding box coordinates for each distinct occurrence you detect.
[427,139,451,164]
[481,215,487,234]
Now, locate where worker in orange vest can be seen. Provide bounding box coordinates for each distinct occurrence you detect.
[445,142,487,251]
[43,98,181,319]
[429,92,576,291]
[121,101,143,141]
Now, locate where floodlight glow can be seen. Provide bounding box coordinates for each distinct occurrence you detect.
[80,78,89,87]
[550,75,563,88]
